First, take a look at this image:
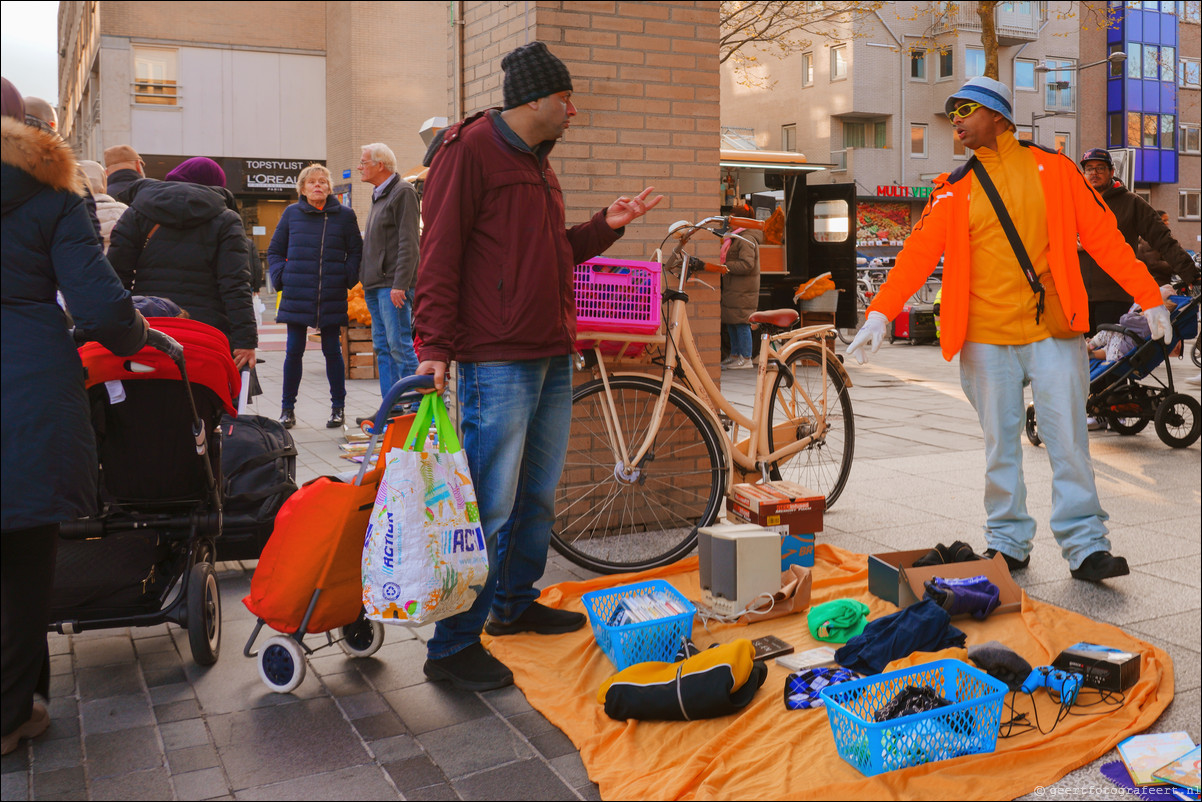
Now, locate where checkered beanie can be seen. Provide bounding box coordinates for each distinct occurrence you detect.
[502,41,572,110]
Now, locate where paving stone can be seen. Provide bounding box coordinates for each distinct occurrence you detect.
[355,639,429,692]
[84,726,164,779]
[28,735,81,774]
[155,697,203,723]
[149,681,197,706]
[417,716,534,780]
[235,764,398,800]
[77,663,143,700]
[480,684,534,717]
[72,636,135,668]
[143,665,189,687]
[548,752,591,788]
[131,623,172,641]
[530,727,577,760]
[507,710,556,739]
[80,693,154,735]
[384,681,490,735]
[382,755,448,793]
[0,772,27,801]
[167,744,222,774]
[1,748,29,774]
[89,767,172,800]
[29,766,86,797]
[172,766,230,801]
[160,717,210,751]
[404,783,460,801]
[352,711,409,741]
[451,758,574,801]
[134,633,177,654]
[319,669,375,697]
[576,781,603,800]
[336,690,389,720]
[139,648,186,671]
[368,734,423,764]
[47,673,76,698]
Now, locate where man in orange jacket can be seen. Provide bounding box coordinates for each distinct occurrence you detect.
[847,77,1170,582]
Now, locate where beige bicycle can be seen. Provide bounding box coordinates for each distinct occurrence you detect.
[552,215,855,574]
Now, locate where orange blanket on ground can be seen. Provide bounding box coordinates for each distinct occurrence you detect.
[482,545,1173,801]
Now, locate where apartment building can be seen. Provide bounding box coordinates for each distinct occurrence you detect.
[721,1,1201,254]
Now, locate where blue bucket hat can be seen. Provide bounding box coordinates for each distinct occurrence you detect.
[945,76,1014,126]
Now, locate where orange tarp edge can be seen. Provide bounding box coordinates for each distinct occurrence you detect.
[482,545,1173,801]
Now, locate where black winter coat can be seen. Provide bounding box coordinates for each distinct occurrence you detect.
[108,181,256,349]
[1,117,147,530]
[268,196,362,329]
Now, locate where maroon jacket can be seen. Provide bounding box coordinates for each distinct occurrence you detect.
[415,110,621,364]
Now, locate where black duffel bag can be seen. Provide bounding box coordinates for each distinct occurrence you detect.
[219,414,297,561]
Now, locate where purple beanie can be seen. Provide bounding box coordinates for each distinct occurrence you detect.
[165,157,226,188]
[1,77,25,121]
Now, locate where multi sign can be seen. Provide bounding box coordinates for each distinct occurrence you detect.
[875,185,932,199]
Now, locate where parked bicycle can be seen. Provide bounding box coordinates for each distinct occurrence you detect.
[551,215,855,574]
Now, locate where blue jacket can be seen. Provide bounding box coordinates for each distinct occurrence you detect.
[267,196,362,328]
[2,118,147,530]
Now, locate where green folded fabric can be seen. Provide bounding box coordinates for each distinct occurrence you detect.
[807,599,871,643]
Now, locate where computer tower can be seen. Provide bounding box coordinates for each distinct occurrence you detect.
[698,523,782,616]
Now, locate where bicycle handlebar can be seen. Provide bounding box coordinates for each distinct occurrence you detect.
[728,215,765,231]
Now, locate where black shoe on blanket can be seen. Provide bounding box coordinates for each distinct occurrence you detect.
[423,643,513,691]
[484,602,586,636]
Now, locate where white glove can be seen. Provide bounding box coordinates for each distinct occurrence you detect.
[845,311,889,365]
[1144,304,1172,345]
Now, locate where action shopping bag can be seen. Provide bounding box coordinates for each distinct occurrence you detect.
[362,393,489,626]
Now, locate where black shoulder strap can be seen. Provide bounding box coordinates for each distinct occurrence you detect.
[970,158,1045,324]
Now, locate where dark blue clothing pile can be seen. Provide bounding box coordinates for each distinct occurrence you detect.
[835,599,966,675]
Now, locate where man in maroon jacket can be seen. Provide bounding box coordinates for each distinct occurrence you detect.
[415,41,661,691]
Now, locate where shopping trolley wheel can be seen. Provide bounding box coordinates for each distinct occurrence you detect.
[258,635,306,693]
[340,611,385,658]
[1025,404,1042,447]
[186,562,221,666]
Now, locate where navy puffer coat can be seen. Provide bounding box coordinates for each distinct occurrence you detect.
[2,117,147,530]
[267,196,362,329]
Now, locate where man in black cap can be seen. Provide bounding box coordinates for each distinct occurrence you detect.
[415,41,661,691]
[1078,147,1196,333]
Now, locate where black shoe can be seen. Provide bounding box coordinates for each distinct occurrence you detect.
[355,414,373,426]
[423,643,513,691]
[484,602,587,636]
[1070,551,1130,582]
[984,548,1030,571]
[326,407,345,428]
[279,409,296,429]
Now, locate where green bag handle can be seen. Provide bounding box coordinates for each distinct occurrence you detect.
[402,393,461,453]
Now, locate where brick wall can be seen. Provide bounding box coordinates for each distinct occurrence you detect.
[100,1,327,50]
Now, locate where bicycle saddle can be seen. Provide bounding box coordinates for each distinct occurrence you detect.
[749,309,800,329]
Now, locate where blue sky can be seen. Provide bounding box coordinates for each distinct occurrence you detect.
[1,1,61,104]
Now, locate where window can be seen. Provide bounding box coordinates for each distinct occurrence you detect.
[1143,45,1159,79]
[1109,113,1123,147]
[937,49,954,80]
[1135,189,1152,204]
[1054,132,1071,156]
[1160,115,1175,150]
[910,49,926,80]
[133,47,178,106]
[1109,44,1125,78]
[1126,42,1142,78]
[952,128,967,157]
[1180,0,1201,22]
[1180,123,1201,154]
[1143,114,1159,148]
[1044,59,1073,110]
[1128,112,1142,147]
[1015,59,1036,90]
[966,48,985,79]
[1180,190,1200,221]
[842,120,886,149]
[782,124,798,152]
[911,124,928,158]
[802,52,814,86]
[831,46,848,81]
[813,199,850,242]
[1015,125,1034,142]
[1160,46,1175,82]
[1182,57,1201,89]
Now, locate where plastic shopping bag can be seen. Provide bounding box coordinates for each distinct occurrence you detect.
[362,393,488,626]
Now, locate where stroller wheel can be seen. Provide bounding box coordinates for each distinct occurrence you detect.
[1154,393,1201,448]
[258,635,306,693]
[1025,404,1042,447]
[1104,409,1150,436]
[186,562,221,666]
[340,611,385,658]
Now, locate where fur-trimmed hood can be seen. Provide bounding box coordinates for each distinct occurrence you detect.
[2,116,84,215]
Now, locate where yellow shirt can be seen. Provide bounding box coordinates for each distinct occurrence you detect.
[965,131,1053,345]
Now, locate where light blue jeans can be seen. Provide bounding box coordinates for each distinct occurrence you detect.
[726,323,752,359]
[427,356,573,660]
[959,337,1110,570]
[364,287,417,398]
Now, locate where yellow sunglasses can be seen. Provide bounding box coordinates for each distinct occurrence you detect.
[947,101,983,122]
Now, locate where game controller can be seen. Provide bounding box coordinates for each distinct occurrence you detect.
[1020,665,1083,706]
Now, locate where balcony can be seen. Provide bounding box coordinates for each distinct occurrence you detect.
[933,1,1044,46]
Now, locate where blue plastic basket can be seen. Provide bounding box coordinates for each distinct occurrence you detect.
[582,580,695,671]
[819,659,1007,776]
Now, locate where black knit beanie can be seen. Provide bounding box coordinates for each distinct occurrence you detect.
[502,42,573,110]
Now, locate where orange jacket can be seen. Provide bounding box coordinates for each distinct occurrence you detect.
[868,140,1163,361]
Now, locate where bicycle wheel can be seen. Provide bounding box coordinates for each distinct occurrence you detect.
[553,375,725,574]
[767,345,855,508]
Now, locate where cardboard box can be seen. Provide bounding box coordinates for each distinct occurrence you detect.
[728,481,824,532]
[867,549,1023,618]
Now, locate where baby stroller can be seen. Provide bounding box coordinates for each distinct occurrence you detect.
[1026,293,1200,449]
[242,375,433,693]
[52,318,240,665]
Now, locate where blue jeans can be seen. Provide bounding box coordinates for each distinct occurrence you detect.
[727,323,752,358]
[427,356,573,660]
[959,337,1110,570]
[364,287,417,398]
[281,323,345,410]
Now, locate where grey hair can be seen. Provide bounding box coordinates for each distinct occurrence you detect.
[296,163,331,196]
[361,143,396,173]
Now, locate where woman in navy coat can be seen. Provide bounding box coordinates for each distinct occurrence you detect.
[1,79,147,755]
[267,164,362,429]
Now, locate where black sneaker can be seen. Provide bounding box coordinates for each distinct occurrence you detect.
[1070,551,1130,582]
[326,407,345,428]
[423,643,513,691]
[484,602,586,636]
[983,548,1030,571]
[279,409,296,429]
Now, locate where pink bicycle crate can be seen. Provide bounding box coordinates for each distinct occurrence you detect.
[573,258,662,335]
